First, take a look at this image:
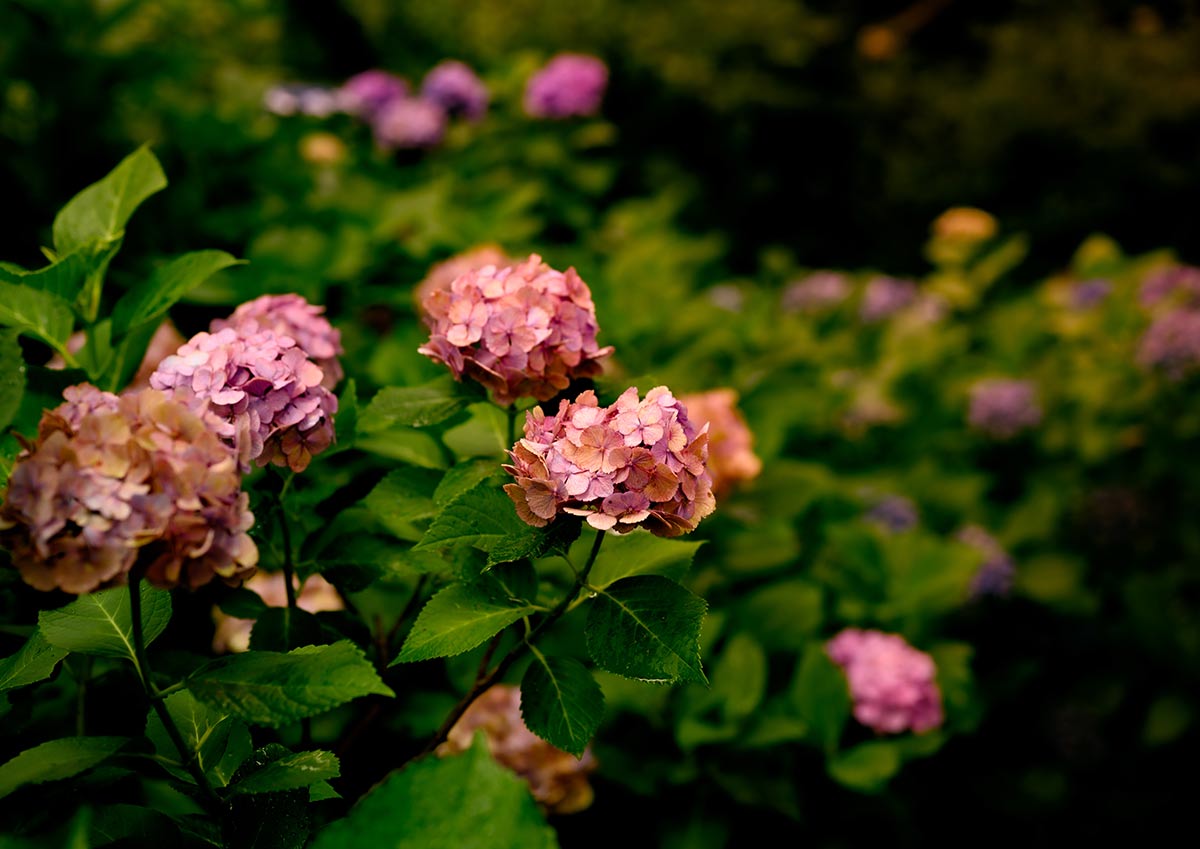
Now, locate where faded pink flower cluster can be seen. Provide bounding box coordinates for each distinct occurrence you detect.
[418,254,613,406]
[439,684,598,815]
[0,386,257,594]
[414,245,514,316]
[211,571,343,654]
[678,389,761,498]
[503,387,715,536]
[826,628,944,735]
[150,323,337,473]
[211,294,344,389]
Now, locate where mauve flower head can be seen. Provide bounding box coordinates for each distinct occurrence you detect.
[0,386,257,594]
[212,571,343,654]
[957,524,1015,599]
[968,378,1042,439]
[826,628,944,735]
[337,70,409,118]
[264,84,341,118]
[678,389,761,498]
[781,272,850,313]
[866,495,918,533]
[149,324,337,473]
[415,245,515,316]
[1137,309,1200,380]
[1139,264,1200,308]
[421,60,489,121]
[860,276,918,322]
[503,386,715,536]
[1070,278,1112,310]
[418,254,614,406]
[372,97,447,150]
[524,53,608,119]
[212,294,344,390]
[438,684,598,815]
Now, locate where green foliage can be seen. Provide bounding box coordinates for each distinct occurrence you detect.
[39,584,171,663]
[395,581,539,664]
[51,146,166,257]
[414,482,530,553]
[0,737,128,800]
[0,629,69,692]
[359,379,479,432]
[0,329,26,433]
[230,747,340,796]
[111,250,243,334]
[790,645,850,752]
[520,652,604,757]
[145,691,252,789]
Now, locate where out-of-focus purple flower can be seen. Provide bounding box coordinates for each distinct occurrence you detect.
[372,97,448,150]
[781,272,850,313]
[1137,309,1200,380]
[418,254,614,406]
[678,389,761,498]
[1070,278,1112,310]
[524,54,608,119]
[337,70,409,118]
[860,276,917,322]
[503,387,716,537]
[264,84,340,118]
[212,294,344,390]
[421,60,489,121]
[150,324,337,473]
[968,378,1042,439]
[957,524,1015,598]
[866,495,918,533]
[1139,264,1200,308]
[0,386,257,594]
[826,628,944,735]
[438,684,598,814]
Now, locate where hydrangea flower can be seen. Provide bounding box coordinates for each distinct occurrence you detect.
[866,495,919,533]
[860,276,917,322]
[414,245,514,315]
[372,97,448,150]
[524,54,608,119]
[212,571,343,654]
[211,294,344,390]
[1137,309,1200,380]
[678,389,761,497]
[264,84,340,118]
[337,70,409,118]
[781,272,850,313]
[0,386,257,594]
[438,684,598,814]
[826,628,944,735]
[418,254,613,406]
[421,60,489,121]
[1138,264,1200,308]
[968,378,1042,439]
[503,387,715,536]
[150,324,337,472]
[957,525,1015,598]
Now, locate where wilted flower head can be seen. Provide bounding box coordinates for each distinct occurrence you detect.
[438,684,598,814]
[150,324,337,472]
[415,245,515,315]
[421,60,489,121]
[1070,278,1112,310]
[678,389,761,497]
[957,524,1015,598]
[968,378,1042,439]
[781,272,850,313]
[1139,264,1200,308]
[372,97,448,150]
[932,207,997,244]
[337,70,409,118]
[264,84,340,118]
[826,628,944,735]
[212,571,343,654]
[418,254,614,405]
[860,276,918,322]
[212,294,344,390]
[524,53,608,119]
[503,387,715,536]
[1137,309,1200,380]
[866,495,919,533]
[0,386,257,594]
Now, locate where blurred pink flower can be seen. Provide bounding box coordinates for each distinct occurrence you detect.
[1137,309,1200,380]
[211,571,343,654]
[827,628,944,735]
[678,389,761,497]
[968,378,1042,439]
[524,54,608,119]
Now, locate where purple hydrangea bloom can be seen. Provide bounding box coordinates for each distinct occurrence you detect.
[968,378,1042,439]
[263,84,341,118]
[1137,309,1200,380]
[860,276,918,322]
[421,60,489,122]
[957,524,1015,598]
[826,628,944,735]
[866,495,919,533]
[1070,278,1112,310]
[212,294,344,390]
[1139,264,1200,308]
[781,272,850,313]
[372,97,448,150]
[337,70,409,118]
[524,54,608,119]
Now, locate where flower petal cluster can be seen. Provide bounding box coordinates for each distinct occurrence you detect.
[212,571,343,654]
[0,386,257,594]
[1069,278,1112,310]
[1139,264,1200,308]
[1137,309,1200,380]
[826,628,944,735]
[372,97,448,150]
[860,276,917,322]
[418,254,614,405]
[781,271,850,313]
[421,60,489,121]
[414,245,514,314]
[336,70,409,118]
[150,323,337,472]
[967,378,1042,439]
[211,294,344,389]
[438,684,598,815]
[524,54,608,119]
[678,389,761,497]
[957,524,1015,598]
[503,387,715,536]
[865,495,919,533]
[264,84,340,118]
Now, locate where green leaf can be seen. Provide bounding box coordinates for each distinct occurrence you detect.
[310,737,558,849]
[827,741,901,793]
[520,653,604,758]
[112,250,243,334]
[52,147,167,256]
[708,633,767,722]
[736,580,824,651]
[414,481,529,552]
[434,459,505,506]
[39,584,172,663]
[231,749,340,795]
[789,644,850,752]
[309,781,341,802]
[218,587,270,619]
[359,378,475,432]
[0,328,26,432]
[394,581,538,664]
[486,519,581,569]
[583,530,703,588]
[187,641,393,728]
[13,250,90,300]
[0,281,75,348]
[0,629,69,692]
[326,379,358,455]
[364,467,442,535]
[145,690,252,789]
[585,575,708,685]
[0,737,128,800]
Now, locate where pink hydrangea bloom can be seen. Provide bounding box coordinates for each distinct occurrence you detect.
[524,54,608,119]
[211,571,343,654]
[372,97,447,150]
[418,254,614,406]
[421,60,489,121]
[781,271,850,312]
[0,386,258,593]
[438,684,598,814]
[1137,309,1200,380]
[211,294,344,389]
[503,387,715,536]
[678,389,762,497]
[860,276,918,322]
[337,70,409,118]
[826,628,944,735]
[968,378,1042,439]
[149,324,337,472]
[414,245,514,316]
[1138,264,1200,308]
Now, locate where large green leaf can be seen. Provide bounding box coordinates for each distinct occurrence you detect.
[12,250,89,301]
[414,482,529,552]
[52,147,167,256]
[187,641,393,727]
[433,459,505,506]
[789,644,850,752]
[486,519,581,569]
[0,737,129,800]
[394,581,538,664]
[39,584,172,664]
[363,466,442,535]
[827,741,902,793]
[0,629,69,692]
[145,690,252,788]
[520,653,604,757]
[707,633,767,722]
[0,281,75,349]
[0,328,26,432]
[582,530,704,588]
[359,378,476,432]
[111,250,243,334]
[585,576,708,685]
[231,748,340,795]
[310,738,558,849]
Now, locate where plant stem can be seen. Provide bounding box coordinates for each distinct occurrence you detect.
[418,529,605,757]
[74,657,92,736]
[506,405,519,448]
